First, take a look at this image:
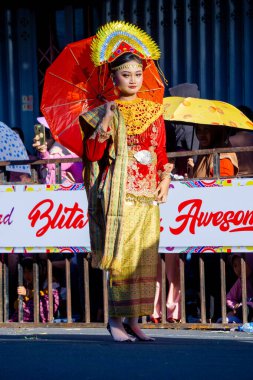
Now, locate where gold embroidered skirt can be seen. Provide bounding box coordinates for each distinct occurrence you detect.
[108,200,160,317]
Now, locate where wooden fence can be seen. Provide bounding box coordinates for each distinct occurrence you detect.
[0,146,253,329]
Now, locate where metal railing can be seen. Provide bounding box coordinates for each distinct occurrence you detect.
[0,145,253,329]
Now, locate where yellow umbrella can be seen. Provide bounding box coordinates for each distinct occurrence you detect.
[163,96,253,131]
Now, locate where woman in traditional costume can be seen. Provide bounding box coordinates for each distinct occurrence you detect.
[79,21,171,342]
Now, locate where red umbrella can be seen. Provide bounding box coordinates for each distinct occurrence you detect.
[41,36,164,157]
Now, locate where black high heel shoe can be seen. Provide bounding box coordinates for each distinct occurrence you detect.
[106,323,133,342]
[122,322,155,341]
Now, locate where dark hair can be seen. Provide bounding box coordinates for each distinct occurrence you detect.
[109,52,143,72]
[22,257,33,271]
[195,124,231,148]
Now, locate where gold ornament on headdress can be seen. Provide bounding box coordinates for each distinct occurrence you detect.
[111,63,143,72]
[91,21,161,67]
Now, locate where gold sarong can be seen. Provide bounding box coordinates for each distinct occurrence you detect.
[108,200,160,317]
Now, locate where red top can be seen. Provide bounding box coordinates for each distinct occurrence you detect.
[84,115,170,199]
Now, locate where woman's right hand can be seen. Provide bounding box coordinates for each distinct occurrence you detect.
[32,135,47,153]
[186,157,194,178]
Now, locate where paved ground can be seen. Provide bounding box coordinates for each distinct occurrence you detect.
[0,327,253,380]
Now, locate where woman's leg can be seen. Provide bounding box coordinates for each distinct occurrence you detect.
[165,254,181,321]
[151,256,162,322]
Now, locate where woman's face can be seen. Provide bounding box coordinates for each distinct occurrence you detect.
[195,125,216,148]
[232,256,241,277]
[232,256,252,278]
[113,60,143,97]
[23,268,33,284]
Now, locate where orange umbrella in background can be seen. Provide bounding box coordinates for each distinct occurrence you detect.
[41,36,164,157]
[163,97,253,131]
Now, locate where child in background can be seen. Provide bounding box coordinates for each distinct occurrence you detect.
[8,127,34,183]
[9,257,60,323]
[33,117,83,185]
[225,253,253,323]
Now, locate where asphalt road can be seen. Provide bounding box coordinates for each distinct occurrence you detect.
[0,328,252,380]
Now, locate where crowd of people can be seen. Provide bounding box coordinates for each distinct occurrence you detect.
[1,20,253,340]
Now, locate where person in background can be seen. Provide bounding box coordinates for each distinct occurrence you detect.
[33,118,103,323]
[187,124,239,322]
[149,84,200,325]
[8,127,35,183]
[225,253,253,323]
[33,117,83,185]
[33,117,85,321]
[9,257,60,323]
[169,82,200,177]
[7,127,37,312]
[187,124,239,178]
[151,253,181,323]
[151,127,180,324]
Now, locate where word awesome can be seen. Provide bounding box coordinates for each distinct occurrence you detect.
[170,199,253,235]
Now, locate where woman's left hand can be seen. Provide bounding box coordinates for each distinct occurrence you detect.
[154,177,171,203]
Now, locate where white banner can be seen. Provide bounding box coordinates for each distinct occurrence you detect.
[1,179,253,254]
[160,178,253,247]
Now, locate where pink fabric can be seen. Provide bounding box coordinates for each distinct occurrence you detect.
[39,289,60,323]
[226,278,253,309]
[39,150,83,184]
[152,254,181,320]
[226,253,253,309]
[9,288,60,322]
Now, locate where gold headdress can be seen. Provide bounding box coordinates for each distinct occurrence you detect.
[91,21,161,67]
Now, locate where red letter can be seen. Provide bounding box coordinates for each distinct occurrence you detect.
[28,199,54,237]
[170,199,202,235]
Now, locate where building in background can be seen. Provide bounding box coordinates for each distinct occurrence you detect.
[0,0,253,152]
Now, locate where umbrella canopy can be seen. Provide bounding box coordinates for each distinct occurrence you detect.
[41,36,164,157]
[163,97,253,131]
[0,121,31,174]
